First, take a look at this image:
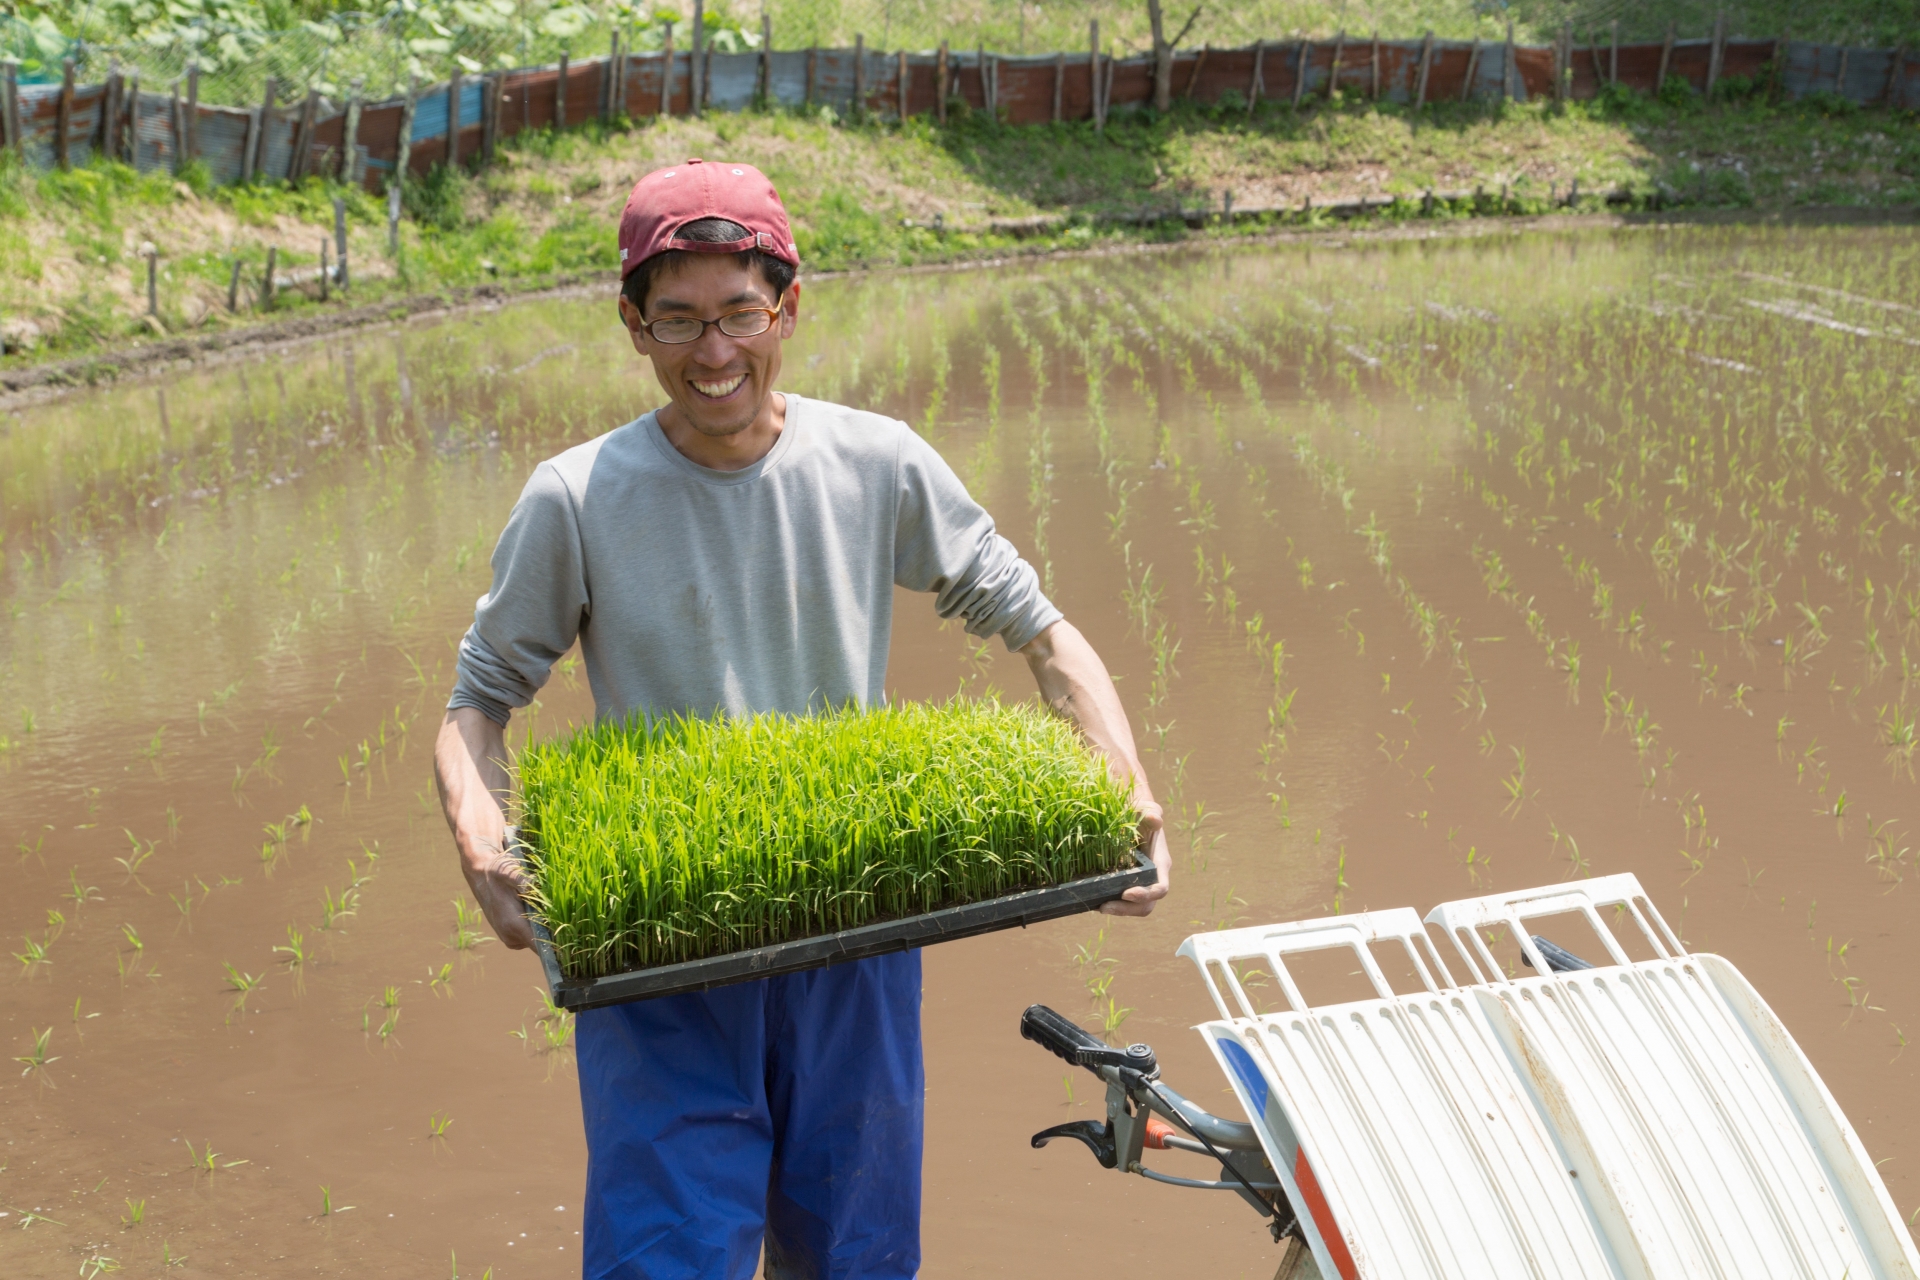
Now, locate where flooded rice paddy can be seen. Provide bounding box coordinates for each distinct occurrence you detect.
[4,223,1920,1276]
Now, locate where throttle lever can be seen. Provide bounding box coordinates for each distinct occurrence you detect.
[1030,1120,1117,1169]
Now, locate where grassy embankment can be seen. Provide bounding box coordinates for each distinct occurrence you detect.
[0,83,1913,368]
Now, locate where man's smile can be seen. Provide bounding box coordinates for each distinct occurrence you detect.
[691,373,747,399]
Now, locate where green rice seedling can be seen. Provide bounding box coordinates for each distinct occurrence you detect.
[184,1139,246,1173]
[66,867,101,908]
[123,1198,145,1227]
[116,831,156,881]
[161,1240,186,1267]
[449,901,488,951]
[222,963,263,995]
[14,1026,56,1075]
[517,700,1138,980]
[429,1111,454,1138]
[318,885,358,930]
[14,933,52,972]
[273,926,308,968]
[429,963,453,992]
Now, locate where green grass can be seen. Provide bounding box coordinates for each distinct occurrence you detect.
[0,86,1915,374]
[517,698,1139,979]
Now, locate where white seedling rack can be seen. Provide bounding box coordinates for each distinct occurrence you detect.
[1177,874,1920,1280]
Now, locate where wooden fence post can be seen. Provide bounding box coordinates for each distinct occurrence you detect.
[936,39,949,123]
[1707,10,1725,96]
[393,76,415,190]
[246,77,275,182]
[1184,44,1208,97]
[102,60,119,160]
[226,258,243,312]
[334,195,348,290]
[1461,39,1480,101]
[126,71,140,166]
[480,74,498,164]
[1657,24,1675,94]
[387,181,401,251]
[599,33,614,121]
[1370,32,1380,99]
[663,24,677,116]
[291,86,318,182]
[986,49,998,119]
[261,246,277,309]
[1,60,18,159]
[899,50,910,118]
[184,60,199,164]
[55,59,73,170]
[1504,21,1516,101]
[1087,21,1098,126]
[168,78,182,173]
[446,68,463,168]
[759,13,772,109]
[1414,31,1433,108]
[1292,37,1309,107]
[319,237,329,301]
[340,80,363,182]
[1327,30,1344,99]
[854,33,866,118]
[556,50,569,128]
[1052,51,1063,121]
[1610,20,1619,84]
[1558,22,1571,102]
[1247,40,1265,116]
[146,245,158,316]
[690,0,704,115]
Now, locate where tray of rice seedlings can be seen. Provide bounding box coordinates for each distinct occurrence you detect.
[514,698,1153,1011]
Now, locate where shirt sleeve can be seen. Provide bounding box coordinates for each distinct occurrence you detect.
[892,425,1062,651]
[447,461,591,725]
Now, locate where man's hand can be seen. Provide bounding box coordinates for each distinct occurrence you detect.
[434,707,534,950]
[1104,794,1171,917]
[1020,620,1172,916]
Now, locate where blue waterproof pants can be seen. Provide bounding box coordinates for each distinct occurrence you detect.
[576,951,923,1280]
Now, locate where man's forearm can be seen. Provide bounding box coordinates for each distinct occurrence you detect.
[436,707,511,847]
[1020,620,1148,794]
[434,706,534,947]
[1020,619,1170,915]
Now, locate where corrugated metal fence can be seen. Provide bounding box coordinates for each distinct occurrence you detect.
[1,33,1907,193]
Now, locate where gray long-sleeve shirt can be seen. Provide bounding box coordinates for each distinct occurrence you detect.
[448,394,1061,726]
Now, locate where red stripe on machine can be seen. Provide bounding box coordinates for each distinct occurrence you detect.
[1292,1150,1359,1280]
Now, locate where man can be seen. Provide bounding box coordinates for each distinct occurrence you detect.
[434,158,1170,1280]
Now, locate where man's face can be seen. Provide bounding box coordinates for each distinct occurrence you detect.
[618,255,800,440]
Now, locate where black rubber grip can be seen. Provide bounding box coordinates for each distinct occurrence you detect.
[1019,1004,1158,1075]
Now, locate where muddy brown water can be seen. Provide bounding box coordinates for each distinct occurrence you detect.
[4,225,1918,1276]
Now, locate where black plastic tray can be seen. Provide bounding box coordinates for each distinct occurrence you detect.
[529,848,1157,1012]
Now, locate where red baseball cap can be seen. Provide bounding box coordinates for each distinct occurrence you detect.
[618,158,800,279]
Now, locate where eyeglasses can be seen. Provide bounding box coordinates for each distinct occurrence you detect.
[639,296,785,345]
